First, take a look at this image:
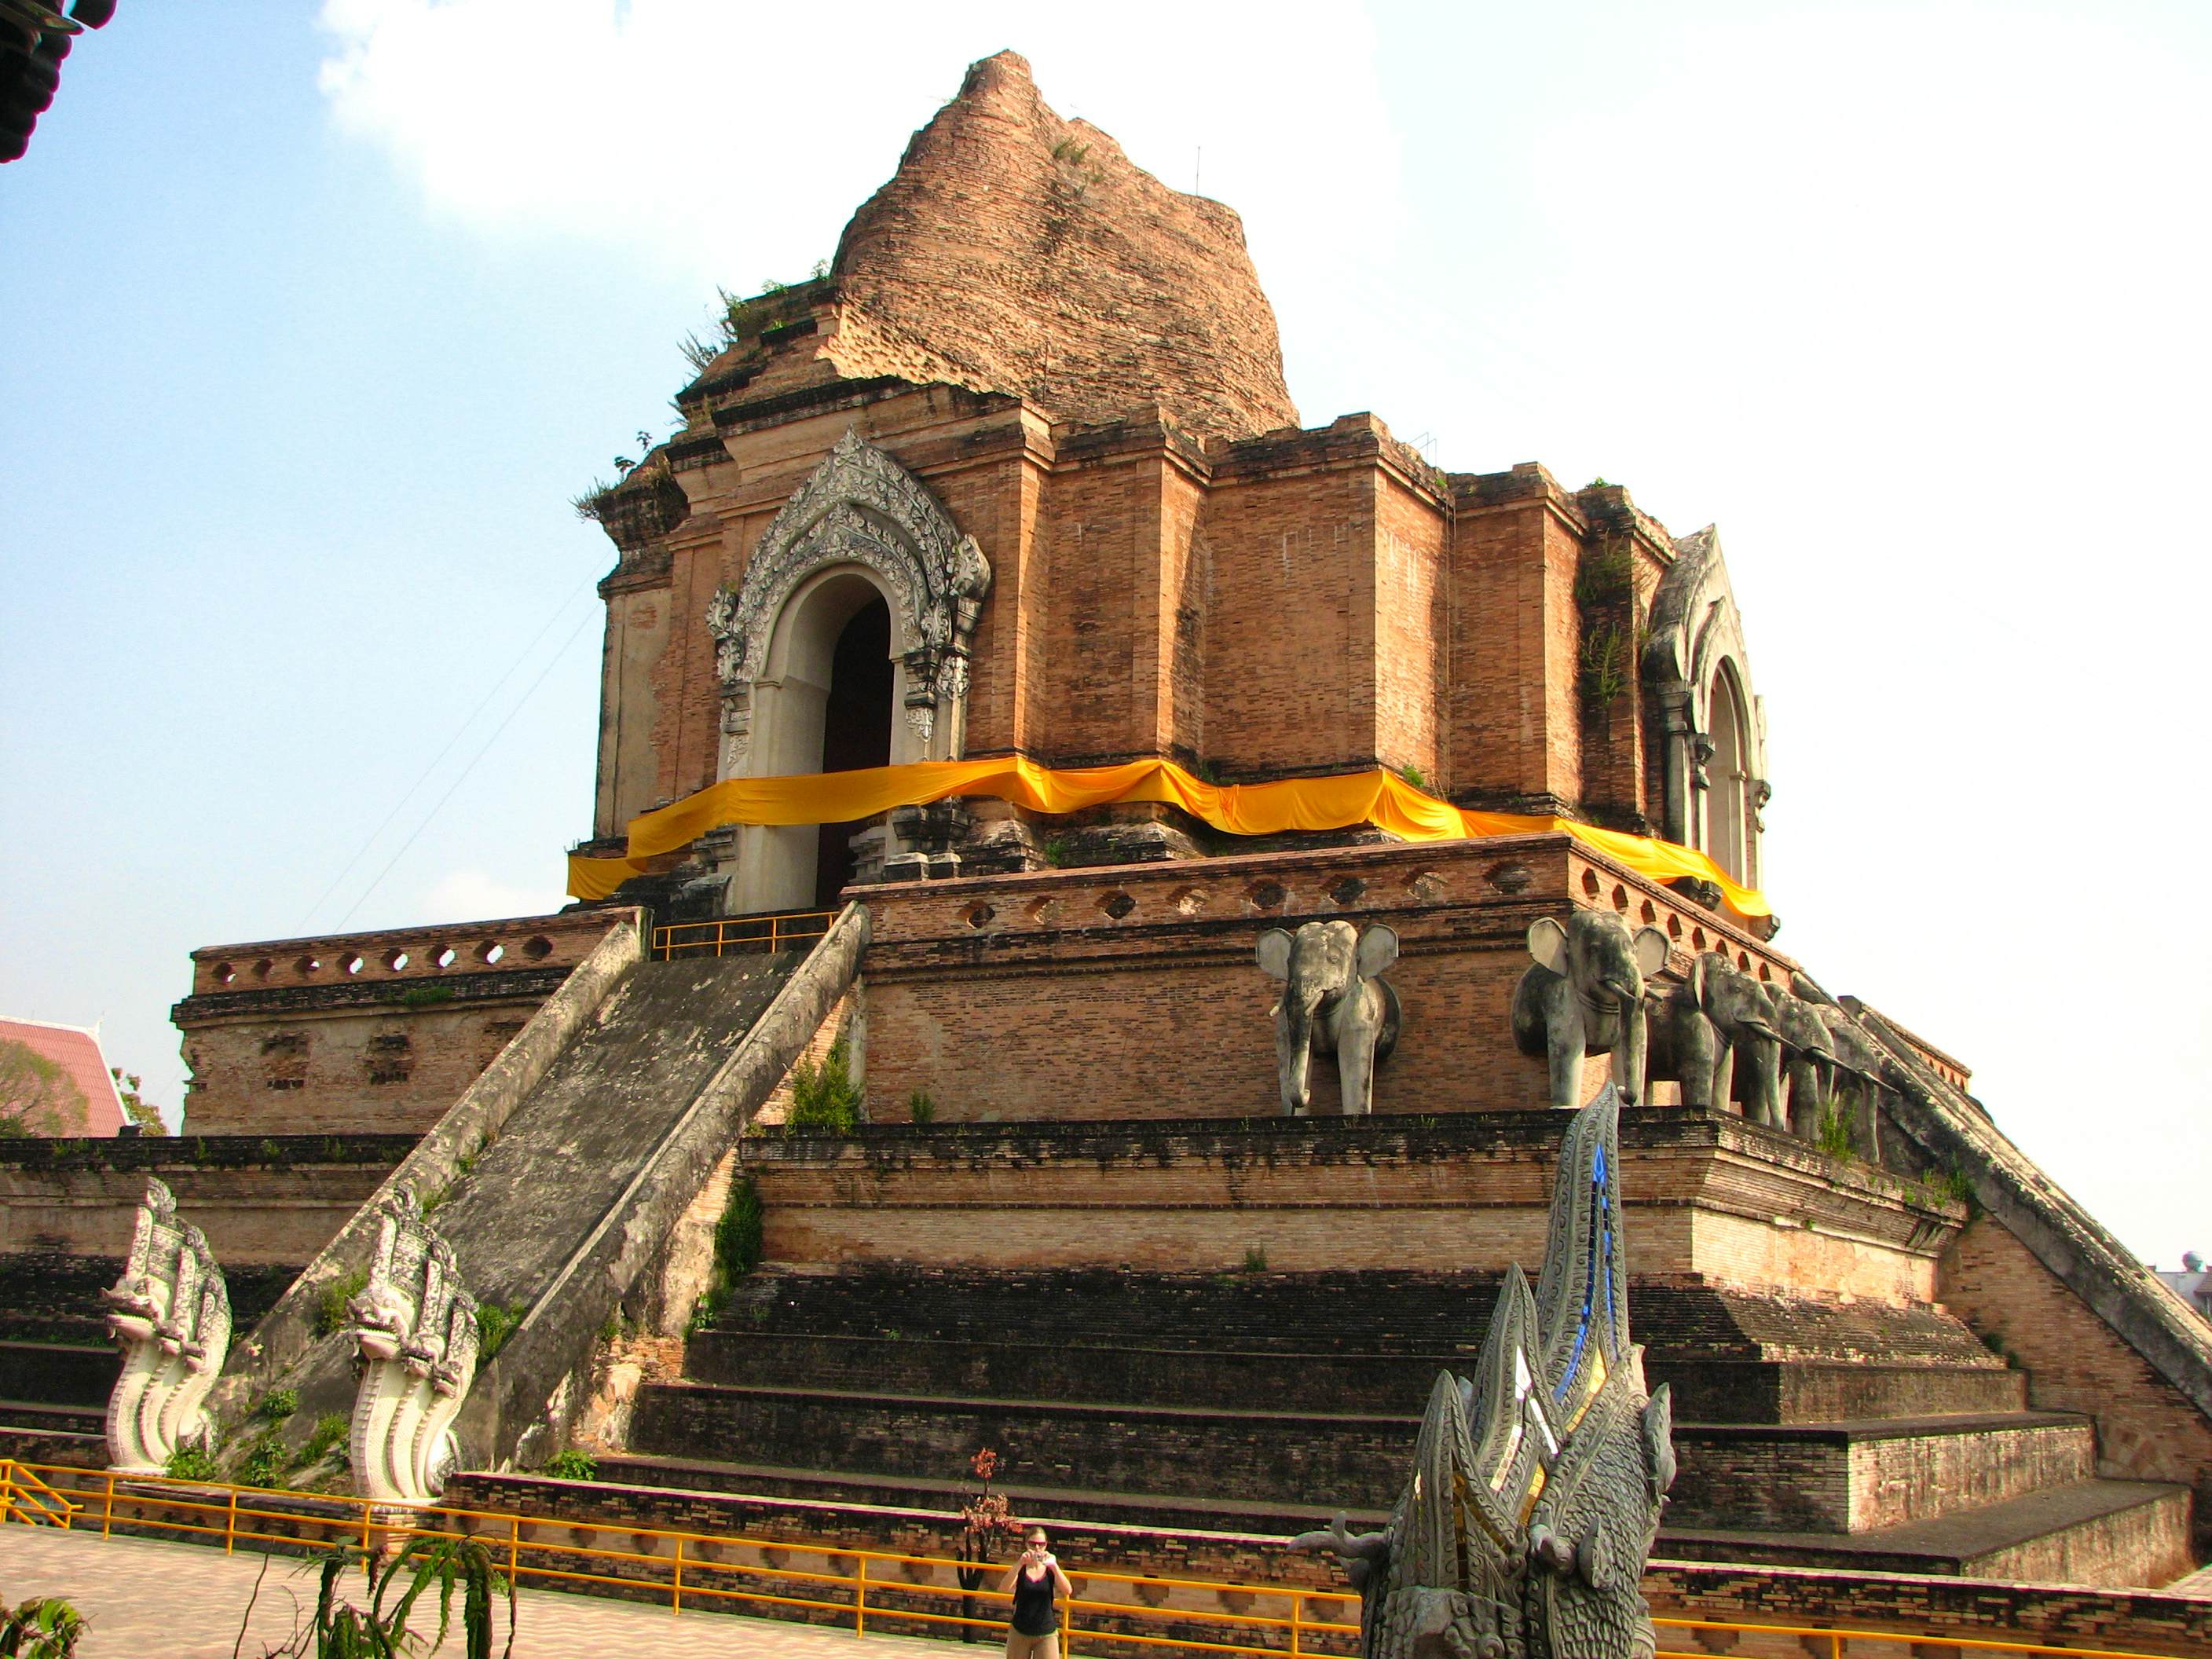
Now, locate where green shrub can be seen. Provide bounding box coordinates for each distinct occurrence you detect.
[0,1593,84,1656]
[1242,1246,1269,1274]
[397,983,454,1009]
[1815,1106,1856,1160]
[256,1386,299,1422]
[301,1412,350,1467]
[690,1174,765,1331]
[545,1448,599,1481]
[164,1445,218,1481]
[316,1267,368,1337]
[256,1137,284,1166]
[907,1089,937,1126]
[1397,763,1427,791]
[240,1431,287,1488]
[786,1041,861,1136]
[475,1301,526,1361]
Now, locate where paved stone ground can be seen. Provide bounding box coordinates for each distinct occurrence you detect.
[0,1525,967,1658]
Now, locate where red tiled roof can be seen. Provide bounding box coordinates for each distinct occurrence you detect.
[0,1017,129,1136]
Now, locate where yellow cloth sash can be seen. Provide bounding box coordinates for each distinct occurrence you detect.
[566,757,1769,917]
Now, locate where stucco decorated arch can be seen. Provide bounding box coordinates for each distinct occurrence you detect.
[706,429,992,777]
[1643,526,1769,888]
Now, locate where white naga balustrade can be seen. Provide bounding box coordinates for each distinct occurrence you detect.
[345,1187,480,1504]
[102,1177,232,1474]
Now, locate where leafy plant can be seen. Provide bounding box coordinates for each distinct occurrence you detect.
[544,1448,598,1481]
[907,1089,937,1126]
[396,983,454,1010]
[1397,764,1427,791]
[690,1174,764,1331]
[109,1067,164,1134]
[258,1386,300,1422]
[1241,1246,1269,1274]
[475,1301,526,1362]
[316,1268,368,1338]
[164,1445,218,1481]
[0,1595,84,1657]
[240,1430,288,1488]
[1815,1105,1857,1160]
[1040,836,1073,869]
[287,1536,514,1659]
[786,1041,862,1136]
[300,1412,350,1468]
[258,1137,285,1166]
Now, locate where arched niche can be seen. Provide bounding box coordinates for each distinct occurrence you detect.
[707,431,991,912]
[1643,526,1768,891]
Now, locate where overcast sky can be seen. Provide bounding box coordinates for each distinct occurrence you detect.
[4,2,2206,1262]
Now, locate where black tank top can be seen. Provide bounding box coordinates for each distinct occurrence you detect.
[1011,1563,1060,1635]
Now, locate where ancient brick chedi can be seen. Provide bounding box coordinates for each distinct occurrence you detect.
[11,47,2212,1649]
[580,49,1767,915]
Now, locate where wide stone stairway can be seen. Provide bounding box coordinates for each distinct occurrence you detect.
[602,1263,2191,1586]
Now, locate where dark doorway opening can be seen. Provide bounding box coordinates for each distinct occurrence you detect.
[814,595,893,908]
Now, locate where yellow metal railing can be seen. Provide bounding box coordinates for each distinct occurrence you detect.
[653,909,837,960]
[0,1460,77,1528]
[0,1461,2198,1659]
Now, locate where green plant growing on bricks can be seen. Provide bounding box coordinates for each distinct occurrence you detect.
[475,1301,526,1361]
[786,1040,861,1134]
[316,1268,369,1337]
[545,1448,598,1481]
[690,1174,764,1331]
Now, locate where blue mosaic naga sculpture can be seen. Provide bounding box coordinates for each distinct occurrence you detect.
[1295,1086,1677,1659]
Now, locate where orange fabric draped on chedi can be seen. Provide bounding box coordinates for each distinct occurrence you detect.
[564,757,1769,917]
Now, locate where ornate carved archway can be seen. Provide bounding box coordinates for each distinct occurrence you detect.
[705,430,991,775]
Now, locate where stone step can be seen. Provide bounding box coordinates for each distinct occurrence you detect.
[628,1379,2093,1525]
[1661,1478,2196,1588]
[0,1422,104,1467]
[0,1397,104,1437]
[628,1380,1412,1511]
[720,1268,2004,1370]
[682,1328,2026,1423]
[1664,1412,2096,1533]
[0,1340,117,1410]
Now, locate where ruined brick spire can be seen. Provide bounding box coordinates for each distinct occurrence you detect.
[824,51,1300,441]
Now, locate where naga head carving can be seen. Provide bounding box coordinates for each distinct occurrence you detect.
[1295,1088,1676,1659]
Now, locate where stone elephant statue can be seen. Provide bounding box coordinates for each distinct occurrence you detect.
[1818,1005,1894,1163]
[1648,951,1784,1127]
[1258,920,1402,1116]
[1510,910,1671,1110]
[1770,988,1840,1140]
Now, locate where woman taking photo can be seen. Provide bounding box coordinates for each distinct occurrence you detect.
[1000,1526,1073,1659]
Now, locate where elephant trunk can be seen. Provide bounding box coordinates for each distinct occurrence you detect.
[1276,991,1322,1115]
[1612,998,1650,1105]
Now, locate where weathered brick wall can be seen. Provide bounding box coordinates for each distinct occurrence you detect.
[739,1111,1959,1295]
[1942,1214,2212,1545]
[0,1134,414,1263]
[173,911,618,1136]
[859,835,1804,1126]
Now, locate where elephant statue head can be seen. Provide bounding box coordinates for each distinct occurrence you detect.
[1510,910,1670,1109]
[1649,950,1785,1126]
[1770,988,1840,1140]
[1258,920,1402,1116]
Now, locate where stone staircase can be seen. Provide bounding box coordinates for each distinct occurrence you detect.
[603,1265,2192,1588]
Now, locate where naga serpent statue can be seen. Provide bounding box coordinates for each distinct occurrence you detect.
[346,1185,480,1504]
[103,1177,232,1474]
[1294,1086,1677,1659]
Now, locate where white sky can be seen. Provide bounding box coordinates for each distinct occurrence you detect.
[3,1,2205,1262]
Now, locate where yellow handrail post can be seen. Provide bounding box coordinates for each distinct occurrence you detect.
[101,1469,114,1540]
[672,1535,684,1617]
[1290,1591,1302,1659]
[225,1486,238,1554]
[509,1514,520,1596]
[855,1554,867,1639]
[1832,1635,1843,1659]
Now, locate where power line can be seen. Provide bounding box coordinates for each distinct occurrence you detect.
[299,575,597,931]
[332,603,600,931]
